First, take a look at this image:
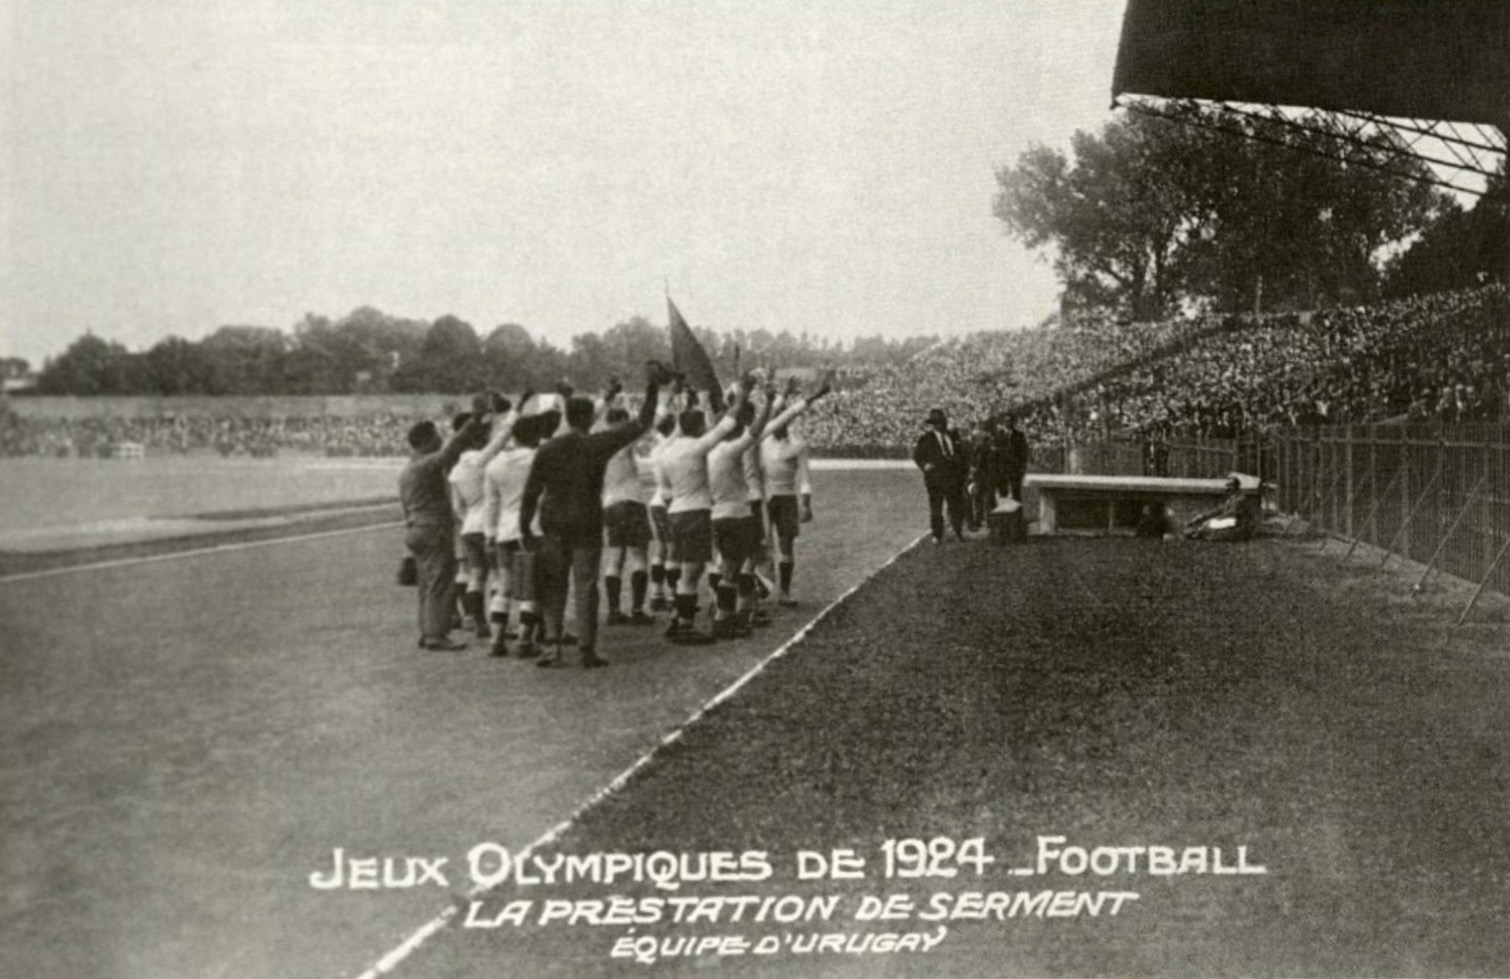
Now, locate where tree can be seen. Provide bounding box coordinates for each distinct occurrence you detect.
[200,325,287,394]
[37,334,140,395]
[1385,166,1509,297]
[143,336,219,395]
[995,114,1201,321]
[994,107,1443,319]
[392,315,486,393]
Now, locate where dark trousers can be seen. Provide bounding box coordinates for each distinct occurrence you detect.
[406,526,457,642]
[537,534,603,651]
[925,480,966,540]
[1000,470,1025,503]
[970,479,996,525]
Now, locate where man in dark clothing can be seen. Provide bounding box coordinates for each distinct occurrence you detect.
[995,412,1030,502]
[913,408,969,542]
[966,419,997,530]
[400,412,486,650]
[520,362,670,667]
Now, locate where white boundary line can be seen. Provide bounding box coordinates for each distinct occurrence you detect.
[0,520,404,585]
[352,531,929,979]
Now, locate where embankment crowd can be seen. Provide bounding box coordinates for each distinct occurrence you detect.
[4,285,1507,464]
[399,364,833,667]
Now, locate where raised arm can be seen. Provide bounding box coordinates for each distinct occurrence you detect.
[587,363,667,458]
[757,371,833,443]
[746,376,777,443]
[437,413,485,469]
[693,374,750,453]
[474,392,529,467]
[482,464,502,543]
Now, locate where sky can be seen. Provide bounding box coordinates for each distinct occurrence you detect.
[0,0,1129,365]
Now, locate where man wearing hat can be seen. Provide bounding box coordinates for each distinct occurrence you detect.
[913,408,968,542]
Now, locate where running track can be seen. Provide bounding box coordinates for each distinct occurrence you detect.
[0,469,923,979]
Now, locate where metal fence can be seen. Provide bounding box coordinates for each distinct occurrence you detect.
[1271,425,1510,622]
[1064,425,1510,621]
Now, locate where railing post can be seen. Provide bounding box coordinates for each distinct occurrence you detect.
[1414,474,1487,592]
[1380,457,1442,570]
[1457,532,1510,626]
[1344,461,1403,562]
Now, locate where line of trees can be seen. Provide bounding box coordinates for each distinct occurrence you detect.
[993,104,1507,321]
[31,310,939,397]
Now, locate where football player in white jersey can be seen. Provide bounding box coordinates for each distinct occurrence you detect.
[706,379,777,638]
[481,408,557,658]
[656,379,751,644]
[599,403,657,626]
[761,409,816,607]
[646,406,680,612]
[448,395,525,637]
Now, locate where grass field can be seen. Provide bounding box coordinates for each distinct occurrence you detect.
[4,460,1510,979]
[401,537,1510,979]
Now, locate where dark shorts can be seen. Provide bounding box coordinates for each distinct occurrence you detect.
[649,504,672,542]
[670,509,713,566]
[495,540,536,602]
[460,532,490,573]
[604,501,652,549]
[713,516,761,567]
[767,495,801,540]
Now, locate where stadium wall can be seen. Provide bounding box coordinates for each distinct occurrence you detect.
[3,395,469,419]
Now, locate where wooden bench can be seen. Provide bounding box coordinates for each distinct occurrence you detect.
[1023,474,1260,535]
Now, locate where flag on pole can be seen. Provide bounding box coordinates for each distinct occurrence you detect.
[667,297,720,394]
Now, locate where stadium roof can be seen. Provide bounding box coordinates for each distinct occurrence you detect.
[1111,0,1508,195]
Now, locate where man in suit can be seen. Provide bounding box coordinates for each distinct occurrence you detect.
[995,412,1030,503]
[913,408,968,543]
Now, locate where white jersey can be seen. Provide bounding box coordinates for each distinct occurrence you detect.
[659,415,736,514]
[650,433,674,509]
[742,442,765,503]
[761,433,812,497]
[482,445,540,543]
[448,449,489,535]
[708,429,758,520]
[601,439,644,508]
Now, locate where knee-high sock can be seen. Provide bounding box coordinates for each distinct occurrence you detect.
[715,583,737,619]
[779,560,794,594]
[604,575,622,614]
[630,570,648,611]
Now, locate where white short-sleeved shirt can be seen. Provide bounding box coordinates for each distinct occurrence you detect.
[482,445,539,543]
[448,449,489,535]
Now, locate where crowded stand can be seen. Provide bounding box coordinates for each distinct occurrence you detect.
[1010,284,1510,445]
[3,285,1507,459]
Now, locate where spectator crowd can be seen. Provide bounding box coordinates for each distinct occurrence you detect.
[3,285,1507,460]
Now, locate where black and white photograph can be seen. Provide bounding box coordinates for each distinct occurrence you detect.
[2,2,1508,977]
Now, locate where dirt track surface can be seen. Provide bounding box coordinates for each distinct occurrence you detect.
[0,471,924,979]
[409,537,1510,979]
